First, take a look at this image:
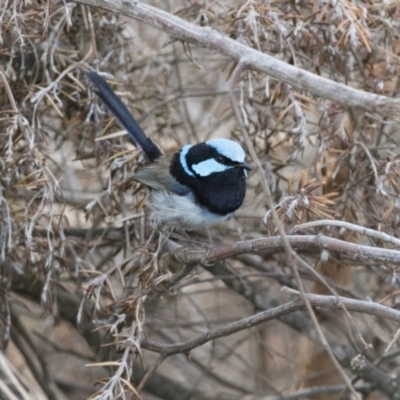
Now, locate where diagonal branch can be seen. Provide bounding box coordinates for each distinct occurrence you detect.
[142,299,303,355]
[71,0,400,119]
[142,292,400,356]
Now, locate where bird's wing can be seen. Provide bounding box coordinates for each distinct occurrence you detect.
[134,157,190,195]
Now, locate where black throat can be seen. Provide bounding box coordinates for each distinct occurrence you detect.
[170,152,247,216]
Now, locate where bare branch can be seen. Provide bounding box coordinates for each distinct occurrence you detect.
[142,293,400,355]
[142,299,304,355]
[72,0,400,119]
[174,235,400,265]
[281,287,400,323]
[293,220,400,246]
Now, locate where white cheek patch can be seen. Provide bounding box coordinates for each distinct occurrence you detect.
[207,138,245,163]
[180,144,194,176]
[192,159,231,177]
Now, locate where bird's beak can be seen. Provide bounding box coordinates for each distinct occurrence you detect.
[240,161,252,170]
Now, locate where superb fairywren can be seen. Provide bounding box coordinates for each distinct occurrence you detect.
[87,72,251,230]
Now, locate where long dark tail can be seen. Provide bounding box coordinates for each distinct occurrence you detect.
[87,71,162,162]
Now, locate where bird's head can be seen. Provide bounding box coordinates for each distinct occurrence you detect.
[178,138,252,180]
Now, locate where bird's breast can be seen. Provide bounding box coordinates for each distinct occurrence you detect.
[190,168,247,216]
[148,191,231,230]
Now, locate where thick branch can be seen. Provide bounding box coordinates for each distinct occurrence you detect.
[175,234,400,265]
[72,0,400,119]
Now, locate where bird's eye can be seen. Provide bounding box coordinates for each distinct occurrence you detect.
[216,155,224,163]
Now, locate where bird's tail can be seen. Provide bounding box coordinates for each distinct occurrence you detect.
[87,71,162,162]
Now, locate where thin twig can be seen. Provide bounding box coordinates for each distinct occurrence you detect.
[142,294,400,355]
[228,62,361,399]
[142,299,303,354]
[293,219,400,246]
[281,288,400,322]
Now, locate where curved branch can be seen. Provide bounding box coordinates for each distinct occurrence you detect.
[72,0,400,119]
[282,288,400,323]
[174,234,400,265]
[293,220,400,247]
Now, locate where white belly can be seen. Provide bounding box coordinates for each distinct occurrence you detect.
[148,190,230,230]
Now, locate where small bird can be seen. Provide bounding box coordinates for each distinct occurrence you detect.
[87,71,251,230]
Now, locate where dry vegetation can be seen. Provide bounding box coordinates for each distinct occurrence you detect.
[1,0,400,399]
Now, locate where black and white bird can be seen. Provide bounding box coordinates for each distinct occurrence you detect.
[87,72,251,230]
